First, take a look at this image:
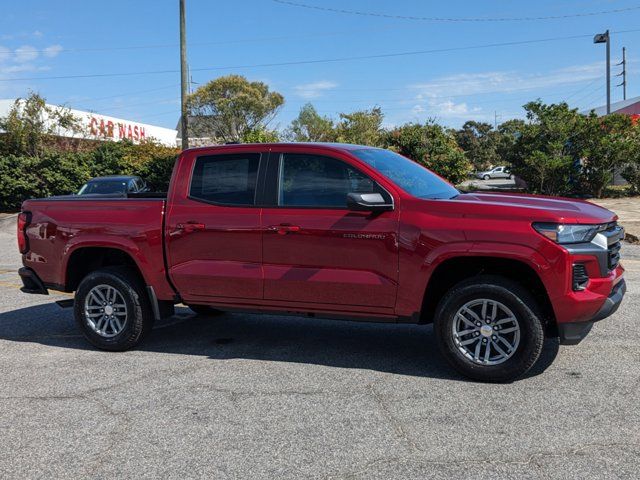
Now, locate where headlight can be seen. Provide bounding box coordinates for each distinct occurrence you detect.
[532,223,600,244]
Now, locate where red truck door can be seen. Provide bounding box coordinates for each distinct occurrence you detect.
[165,151,265,302]
[261,151,399,310]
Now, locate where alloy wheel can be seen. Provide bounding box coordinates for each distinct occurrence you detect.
[84,284,128,338]
[452,299,521,365]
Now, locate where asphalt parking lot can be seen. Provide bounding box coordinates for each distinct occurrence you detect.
[1,225,639,479]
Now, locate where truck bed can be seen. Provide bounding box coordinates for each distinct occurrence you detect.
[21,196,176,300]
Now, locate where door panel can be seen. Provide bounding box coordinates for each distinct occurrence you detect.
[262,152,399,309]
[263,210,398,307]
[166,152,263,302]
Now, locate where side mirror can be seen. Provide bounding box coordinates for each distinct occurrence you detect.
[346,192,393,212]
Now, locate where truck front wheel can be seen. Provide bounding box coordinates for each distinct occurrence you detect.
[74,267,154,351]
[434,275,544,382]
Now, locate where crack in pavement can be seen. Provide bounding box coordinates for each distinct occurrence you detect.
[366,382,422,454]
[324,442,640,479]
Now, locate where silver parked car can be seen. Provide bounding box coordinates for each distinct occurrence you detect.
[476,166,514,180]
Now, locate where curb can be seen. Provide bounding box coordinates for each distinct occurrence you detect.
[625,232,640,245]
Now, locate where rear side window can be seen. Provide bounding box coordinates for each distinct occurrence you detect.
[190,153,260,206]
[278,153,380,208]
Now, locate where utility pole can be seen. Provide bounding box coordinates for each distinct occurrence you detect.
[616,47,627,100]
[180,0,189,149]
[593,30,611,114]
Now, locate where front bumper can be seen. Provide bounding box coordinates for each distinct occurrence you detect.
[558,278,626,345]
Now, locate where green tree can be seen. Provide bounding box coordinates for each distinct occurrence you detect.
[187,75,284,142]
[386,122,472,185]
[579,113,637,197]
[455,121,498,171]
[335,107,384,146]
[286,103,335,142]
[241,126,280,143]
[494,119,526,166]
[0,92,81,156]
[621,124,640,194]
[506,101,583,195]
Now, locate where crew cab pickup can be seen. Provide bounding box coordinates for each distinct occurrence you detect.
[17,143,626,381]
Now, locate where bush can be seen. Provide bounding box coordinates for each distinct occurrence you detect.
[0,141,179,211]
[385,123,472,185]
[0,151,93,211]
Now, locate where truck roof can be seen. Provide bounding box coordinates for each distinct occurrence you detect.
[183,142,377,154]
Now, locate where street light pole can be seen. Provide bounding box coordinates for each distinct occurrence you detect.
[593,30,611,114]
[180,0,189,149]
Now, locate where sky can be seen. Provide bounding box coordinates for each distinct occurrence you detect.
[0,0,639,132]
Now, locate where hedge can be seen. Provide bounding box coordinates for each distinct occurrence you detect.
[0,141,179,212]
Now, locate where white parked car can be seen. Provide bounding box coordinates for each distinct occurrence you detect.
[476,166,514,180]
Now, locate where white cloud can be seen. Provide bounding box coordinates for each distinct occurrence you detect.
[33,30,43,38]
[410,62,603,98]
[294,80,338,99]
[2,64,50,74]
[14,45,39,63]
[0,45,10,62]
[43,44,63,58]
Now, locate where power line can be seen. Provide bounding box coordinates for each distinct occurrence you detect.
[64,84,180,106]
[563,77,601,102]
[3,28,640,83]
[273,0,640,22]
[0,25,412,57]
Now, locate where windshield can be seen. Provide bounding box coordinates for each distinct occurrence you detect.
[352,148,459,200]
[78,180,128,195]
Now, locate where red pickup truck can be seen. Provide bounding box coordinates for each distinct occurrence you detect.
[17,143,626,381]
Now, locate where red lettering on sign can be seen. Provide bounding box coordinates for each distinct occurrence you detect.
[88,116,149,142]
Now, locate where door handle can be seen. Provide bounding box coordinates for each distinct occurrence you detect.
[177,222,206,233]
[268,224,301,235]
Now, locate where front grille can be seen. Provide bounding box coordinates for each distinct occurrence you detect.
[600,222,623,271]
[608,241,621,270]
[572,263,589,291]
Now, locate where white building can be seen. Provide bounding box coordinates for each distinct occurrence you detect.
[0,99,178,147]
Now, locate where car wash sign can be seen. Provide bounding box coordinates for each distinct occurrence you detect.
[88,116,148,142]
[0,99,178,146]
[82,110,177,146]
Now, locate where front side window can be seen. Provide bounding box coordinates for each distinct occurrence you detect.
[190,153,260,206]
[352,148,459,200]
[278,153,379,208]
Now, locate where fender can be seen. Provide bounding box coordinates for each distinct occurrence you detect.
[61,235,175,300]
[396,240,555,318]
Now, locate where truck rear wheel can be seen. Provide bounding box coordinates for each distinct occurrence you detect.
[434,275,544,382]
[74,267,154,351]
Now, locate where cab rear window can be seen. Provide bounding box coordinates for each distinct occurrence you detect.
[190,153,260,206]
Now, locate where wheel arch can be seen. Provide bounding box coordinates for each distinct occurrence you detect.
[64,245,147,292]
[420,254,556,332]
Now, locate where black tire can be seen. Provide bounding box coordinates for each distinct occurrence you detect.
[188,305,224,316]
[434,275,544,383]
[483,174,490,180]
[74,267,154,351]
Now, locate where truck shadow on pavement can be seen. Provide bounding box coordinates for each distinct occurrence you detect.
[0,303,560,382]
